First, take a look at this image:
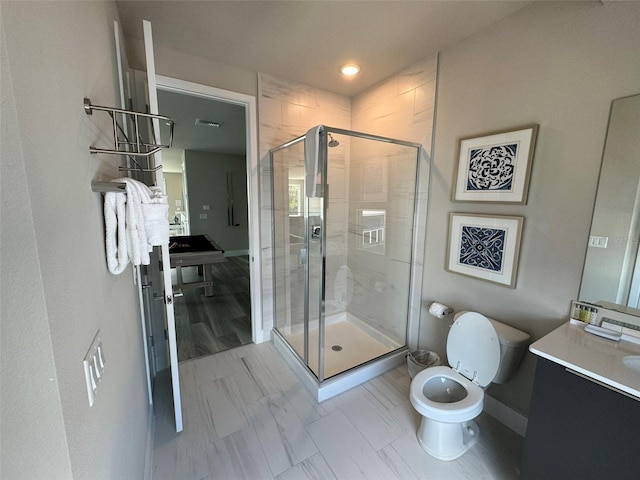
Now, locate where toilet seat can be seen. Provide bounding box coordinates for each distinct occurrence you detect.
[410,366,484,423]
[409,312,500,424]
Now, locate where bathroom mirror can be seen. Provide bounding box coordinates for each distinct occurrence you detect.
[579,94,640,308]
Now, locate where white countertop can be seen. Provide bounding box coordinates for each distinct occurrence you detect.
[529,321,640,399]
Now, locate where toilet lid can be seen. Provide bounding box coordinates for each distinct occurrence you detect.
[447,312,500,387]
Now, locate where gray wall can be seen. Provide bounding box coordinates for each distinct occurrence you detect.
[185,150,249,252]
[421,1,640,416]
[1,2,150,479]
[165,171,184,222]
[1,17,72,479]
[125,37,257,98]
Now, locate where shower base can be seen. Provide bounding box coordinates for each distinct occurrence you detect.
[273,315,408,401]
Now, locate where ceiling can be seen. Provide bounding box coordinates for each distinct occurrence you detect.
[119,1,532,172]
[116,0,531,98]
[158,89,246,172]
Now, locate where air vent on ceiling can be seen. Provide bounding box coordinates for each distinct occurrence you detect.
[195,118,223,128]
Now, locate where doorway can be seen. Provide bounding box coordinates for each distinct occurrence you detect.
[155,76,263,362]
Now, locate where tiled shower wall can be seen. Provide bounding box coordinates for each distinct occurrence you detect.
[258,73,351,334]
[350,57,438,345]
[258,56,437,344]
[352,57,437,146]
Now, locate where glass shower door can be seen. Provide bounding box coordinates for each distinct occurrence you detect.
[271,138,308,364]
[306,154,325,380]
[272,128,420,385]
[322,130,419,379]
[271,135,326,380]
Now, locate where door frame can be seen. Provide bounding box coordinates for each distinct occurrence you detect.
[155,74,265,344]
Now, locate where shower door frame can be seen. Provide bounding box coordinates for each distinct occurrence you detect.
[269,135,314,373]
[271,127,424,385]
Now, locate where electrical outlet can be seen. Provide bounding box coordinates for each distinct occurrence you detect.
[83,331,105,407]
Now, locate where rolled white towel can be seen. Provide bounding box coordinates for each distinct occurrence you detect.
[104,191,129,274]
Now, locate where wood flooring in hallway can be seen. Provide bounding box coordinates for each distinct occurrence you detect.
[173,256,252,362]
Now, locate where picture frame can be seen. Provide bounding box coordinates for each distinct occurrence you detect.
[453,124,538,204]
[446,213,524,288]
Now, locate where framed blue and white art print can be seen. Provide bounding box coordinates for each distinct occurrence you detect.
[447,213,524,288]
[454,125,538,204]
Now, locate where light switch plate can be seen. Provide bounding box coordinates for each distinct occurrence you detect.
[588,235,608,248]
[83,331,105,407]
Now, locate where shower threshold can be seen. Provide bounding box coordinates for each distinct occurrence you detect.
[273,330,408,402]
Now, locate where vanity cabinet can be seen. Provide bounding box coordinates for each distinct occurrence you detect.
[521,357,640,479]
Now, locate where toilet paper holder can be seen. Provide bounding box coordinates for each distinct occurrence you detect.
[428,301,453,318]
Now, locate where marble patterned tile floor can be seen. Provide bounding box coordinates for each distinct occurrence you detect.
[152,341,523,480]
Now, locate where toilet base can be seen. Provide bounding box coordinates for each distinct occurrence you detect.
[416,417,479,461]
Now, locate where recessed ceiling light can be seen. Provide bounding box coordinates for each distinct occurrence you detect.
[340,64,360,76]
[195,118,223,128]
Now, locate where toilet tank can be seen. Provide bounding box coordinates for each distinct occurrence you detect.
[486,317,530,384]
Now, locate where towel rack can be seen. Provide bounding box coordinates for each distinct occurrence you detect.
[84,98,174,159]
[91,181,126,193]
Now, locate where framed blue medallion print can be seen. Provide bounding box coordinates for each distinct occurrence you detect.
[447,213,523,288]
[454,125,538,204]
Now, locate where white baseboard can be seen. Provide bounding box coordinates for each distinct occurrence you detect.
[483,394,528,437]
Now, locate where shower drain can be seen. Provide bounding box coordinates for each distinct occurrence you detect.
[331,345,343,352]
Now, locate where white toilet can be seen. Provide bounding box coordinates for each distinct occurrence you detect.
[409,311,530,461]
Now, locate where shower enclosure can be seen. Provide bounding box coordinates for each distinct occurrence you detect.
[271,127,423,400]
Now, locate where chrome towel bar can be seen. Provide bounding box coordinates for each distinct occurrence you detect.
[84,98,174,158]
[91,181,126,193]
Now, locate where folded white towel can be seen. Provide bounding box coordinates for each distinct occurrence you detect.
[126,184,149,265]
[104,192,129,274]
[305,125,324,197]
[112,178,148,265]
[114,177,169,261]
[143,202,169,247]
